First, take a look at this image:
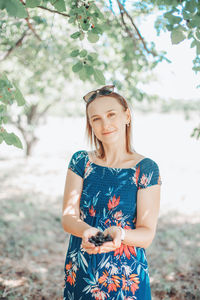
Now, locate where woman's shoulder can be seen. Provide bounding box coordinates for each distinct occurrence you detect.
[68,149,88,167]
[138,155,161,176]
[71,149,88,158]
[137,154,162,188]
[67,150,88,178]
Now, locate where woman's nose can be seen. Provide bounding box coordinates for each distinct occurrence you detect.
[101,118,111,128]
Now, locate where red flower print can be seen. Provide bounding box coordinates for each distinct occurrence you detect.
[104,218,110,225]
[114,210,123,220]
[65,261,77,286]
[90,287,107,300]
[114,244,136,259]
[98,270,120,293]
[89,205,96,216]
[140,173,149,187]
[108,195,120,210]
[84,160,93,179]
[122,273,140,295]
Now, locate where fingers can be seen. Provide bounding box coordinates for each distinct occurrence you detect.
[82,244,117,254]
[81,242,115,255]
[82,241,95,248]
[84,246,100,255]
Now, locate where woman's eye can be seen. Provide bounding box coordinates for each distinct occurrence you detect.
[93,113,115,122]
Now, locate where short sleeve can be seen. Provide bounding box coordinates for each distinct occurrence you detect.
[137,159,162,190]
[67,150,86,178]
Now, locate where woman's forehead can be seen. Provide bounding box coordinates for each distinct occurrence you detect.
[88,97,122,115]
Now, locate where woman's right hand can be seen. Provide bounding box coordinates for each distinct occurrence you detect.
[81,227,101,255]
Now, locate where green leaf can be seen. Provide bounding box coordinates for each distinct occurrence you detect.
[2,131,23,148]
[68,16,76,24]
[26,0,41,8]
[70,31,81,39]
[50,0,66,12]
[171,28,186,44]
[0,104,6,116]
[163,10,177,19]
[32,16,47,25]
[190,40,196,48]
[185,0,197,14]
[79,50,87,57]
[0,134,3,144]
[166,24,174,31]
[78,66,88,81]
[87,32,99,43]
[88,55,94,62]
[194,30,200,41]
[196,43,200,55]
[189,15,200,28]
[164,13,182,25]
[6,0,28,18]
[91,25,103,35]
[93,69,105,85]
[13,83,26,106]
[2,116,8,123]
[81,21,90,31]
[182,10,193,20]
[0,0,6,10]
[70,49,80,57]
[89,52,98,60]
[72,62,83,72]
[85,65,94,76]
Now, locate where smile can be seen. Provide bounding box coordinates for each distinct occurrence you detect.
[102,130,116,135]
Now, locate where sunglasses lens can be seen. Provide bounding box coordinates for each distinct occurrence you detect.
[100,87,113,95]
[84,91,96,102]
[83,85,114,103]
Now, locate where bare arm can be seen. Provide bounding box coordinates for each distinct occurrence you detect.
[122,184,161,249]
[61,168,92,238]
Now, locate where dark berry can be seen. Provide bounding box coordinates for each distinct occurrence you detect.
[96,231,104,236]
[104,234,113,242]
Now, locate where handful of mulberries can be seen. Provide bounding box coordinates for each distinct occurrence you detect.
[88,231,113,246]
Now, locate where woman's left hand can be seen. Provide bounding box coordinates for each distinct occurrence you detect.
[98,226,122,254]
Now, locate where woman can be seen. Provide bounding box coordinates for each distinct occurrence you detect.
[62,85,162,300]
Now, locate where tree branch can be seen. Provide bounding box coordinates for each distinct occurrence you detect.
[37,6,70,17]
[0,29,29,61]
[20,0,42,41]
[116,0,157,56]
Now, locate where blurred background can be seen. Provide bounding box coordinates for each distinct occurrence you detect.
[0,1,200,299]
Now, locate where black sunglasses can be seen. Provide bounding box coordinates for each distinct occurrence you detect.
[83,85,115,103]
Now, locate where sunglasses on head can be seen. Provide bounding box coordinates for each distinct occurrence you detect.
[83,85,115,103]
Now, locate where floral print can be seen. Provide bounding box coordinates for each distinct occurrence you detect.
[63,150,162,300]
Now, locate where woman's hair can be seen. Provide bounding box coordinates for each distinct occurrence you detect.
[84,92,136,159]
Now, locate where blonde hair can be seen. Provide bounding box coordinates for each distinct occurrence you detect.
[84,92,136,159]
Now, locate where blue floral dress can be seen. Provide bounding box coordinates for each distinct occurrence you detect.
[63,150,162,300]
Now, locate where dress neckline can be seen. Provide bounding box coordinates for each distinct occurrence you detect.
[85,150,149,170]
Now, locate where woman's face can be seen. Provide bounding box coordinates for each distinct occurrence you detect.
[87,96,130,144]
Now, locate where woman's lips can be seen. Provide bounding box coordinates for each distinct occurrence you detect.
[102,130,115,135]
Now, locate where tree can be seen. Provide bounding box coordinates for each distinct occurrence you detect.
[0,0,199,154]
